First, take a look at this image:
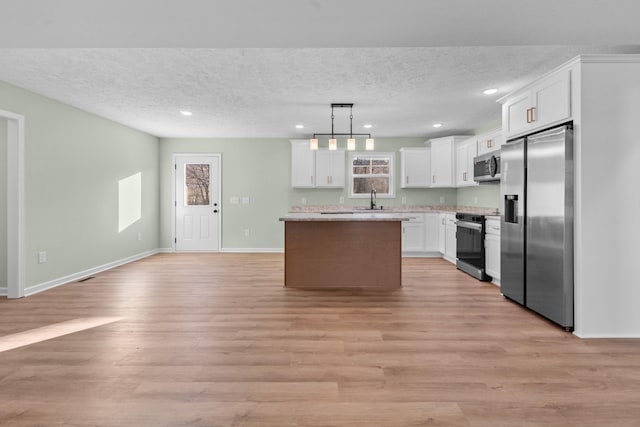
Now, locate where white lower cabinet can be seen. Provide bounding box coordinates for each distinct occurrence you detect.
[438,213,456,263]
[401,213,425,253]
[484,218,500,283]
[424,213,440,253]
[444,215,457,263]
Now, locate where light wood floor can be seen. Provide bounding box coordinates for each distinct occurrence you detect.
[1,254,639,426]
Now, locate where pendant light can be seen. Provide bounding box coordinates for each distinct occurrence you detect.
[366,138,375,151]
[347,106,356,151]
[310,103,373,150]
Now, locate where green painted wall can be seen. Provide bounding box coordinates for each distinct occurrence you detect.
[159,137,461,250]
[0,118,6,291]
[0,81,160,289]
[457,183,500,209]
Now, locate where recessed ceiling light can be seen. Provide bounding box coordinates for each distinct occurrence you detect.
[363,124,372,129]
[433,123,443,128]
[295,124,304,129]
[483,88,498,95]
[180,111,192,116]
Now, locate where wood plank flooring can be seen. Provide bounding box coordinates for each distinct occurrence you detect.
[1,253,639,426]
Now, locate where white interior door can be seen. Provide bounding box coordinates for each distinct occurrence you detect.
[175,155,220,251]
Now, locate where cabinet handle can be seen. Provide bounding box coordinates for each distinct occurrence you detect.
[432,175,435,183]
[311,175,314,184]
[530,107,536,122]
[526,108,531,123]
[487,139,493,148]
[406,176,409,185]
[463,172,467,181]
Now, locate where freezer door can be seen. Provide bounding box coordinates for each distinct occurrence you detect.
[526,125,573,328]
[500,139,525,305]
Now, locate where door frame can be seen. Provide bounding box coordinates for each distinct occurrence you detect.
[172,153,222,252]
[1,109,25,298]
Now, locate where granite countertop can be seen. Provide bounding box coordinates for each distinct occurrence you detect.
[289,205,500,215]
[279,212,410,222]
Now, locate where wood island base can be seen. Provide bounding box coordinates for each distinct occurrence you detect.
[283,220,402,289]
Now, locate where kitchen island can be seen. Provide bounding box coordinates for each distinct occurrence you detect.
[279,213,406,289]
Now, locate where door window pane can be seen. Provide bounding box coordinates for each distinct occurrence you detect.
[184,164,211,206]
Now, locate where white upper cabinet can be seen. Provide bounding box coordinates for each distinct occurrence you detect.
[427,136,470,188]
[476,128,505,156]
[291,140,316,188]
[502,69,571,138]
[315,149,345,188]
[455,137,478,187]
[399,147,431,188]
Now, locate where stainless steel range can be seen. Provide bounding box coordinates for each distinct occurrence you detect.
[455,213,491,281]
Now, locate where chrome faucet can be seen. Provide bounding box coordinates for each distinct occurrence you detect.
[370,187,377,210]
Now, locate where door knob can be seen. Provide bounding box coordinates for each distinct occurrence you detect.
[213,209,219,213]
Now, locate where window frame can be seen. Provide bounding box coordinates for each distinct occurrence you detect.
[347,151,396,198]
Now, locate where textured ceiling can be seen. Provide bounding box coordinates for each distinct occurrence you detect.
[0,1,640,139]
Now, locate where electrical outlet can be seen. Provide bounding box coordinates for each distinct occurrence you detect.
[244,228,250,237]
[301,197,307,205]
[138,233,142,241]
[339,196,344,204]
[401,196,407,205]
[439,196,445,204]
[38,251,47,264]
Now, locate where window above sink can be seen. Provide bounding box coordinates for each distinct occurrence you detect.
[348,152,395,198]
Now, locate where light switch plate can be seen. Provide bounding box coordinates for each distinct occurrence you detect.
[230,196,239,204]
[242,196,250,204]
[38,251,47,264]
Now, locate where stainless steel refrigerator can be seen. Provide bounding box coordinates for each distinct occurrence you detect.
[500,124,574,330]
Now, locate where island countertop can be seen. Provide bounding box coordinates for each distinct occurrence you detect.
[279,212,411,222]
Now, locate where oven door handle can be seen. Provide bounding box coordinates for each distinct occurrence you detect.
[457,221,482,231]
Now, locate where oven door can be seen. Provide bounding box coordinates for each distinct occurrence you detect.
[456,221,484,269]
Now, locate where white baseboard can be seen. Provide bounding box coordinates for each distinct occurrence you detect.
[0,287,7,297]
[158,247,174,253]
[221,248,284,253]
[402,252,442,258]
[24,249,161,297]
[573,331,640,339]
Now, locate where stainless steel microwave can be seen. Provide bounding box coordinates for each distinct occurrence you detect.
[473,151,500,182]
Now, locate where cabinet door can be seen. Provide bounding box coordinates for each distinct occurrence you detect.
[315,150,345,188]
[445,222,457,263]
[438,214,446,254]
[424,213,440,252]
[402,222,426,253]
[455,144,468,187]
[531,70,571,129]
[291,140,315,188]
[456,140,478,187]
[430,139,454,187]
[504,92,532,138]
[485,234,500,280]
[477,129,504,156]
[400,148,430,188]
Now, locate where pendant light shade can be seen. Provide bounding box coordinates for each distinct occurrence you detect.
[328,138,338,150]
[309,138,318,150]
[347,138,356,151]
[365,138,375,151]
